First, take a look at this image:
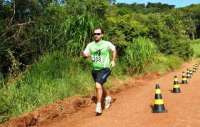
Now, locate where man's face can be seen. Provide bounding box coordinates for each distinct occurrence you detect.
[93,29,103,42]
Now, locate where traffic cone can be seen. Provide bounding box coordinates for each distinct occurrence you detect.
[186,69,191,79]
[193,67,196,73]
[182,72,187,84]
[189,69,193,78]
[153,84,166,113]
[194,64,198,72]
[195,64,199,68]
[193,65,197,73]
[172,76,181,93]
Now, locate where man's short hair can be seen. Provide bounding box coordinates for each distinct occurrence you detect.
[94,28,104,34]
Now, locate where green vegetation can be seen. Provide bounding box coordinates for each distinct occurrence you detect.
[124,37,157,73]
[0,51,93,122]
[190,39,200,57]
[145,54,183,74]
[0,0,200,123]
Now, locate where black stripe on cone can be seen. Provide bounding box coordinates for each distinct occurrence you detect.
[155,94,162,99]
[172,76,181,93]
[153,104,165,113]
[153,84,166,113]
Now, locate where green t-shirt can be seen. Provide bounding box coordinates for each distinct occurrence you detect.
[84,40,115,70]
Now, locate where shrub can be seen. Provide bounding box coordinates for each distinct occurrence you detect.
[124,37,157,74]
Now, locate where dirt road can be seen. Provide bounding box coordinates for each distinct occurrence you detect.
[35,62,200,127]
[1,62,200,127]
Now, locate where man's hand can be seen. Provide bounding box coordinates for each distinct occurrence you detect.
[80,51,89,58]
[111,60,115,67]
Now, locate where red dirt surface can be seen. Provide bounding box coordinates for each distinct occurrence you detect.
[1,62,200,127]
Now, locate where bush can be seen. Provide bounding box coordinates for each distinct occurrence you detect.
[172,40,193,60]
[190,39,200,58]
[123,37,157,74]
[156,33,193,60]
[145,54,183,74]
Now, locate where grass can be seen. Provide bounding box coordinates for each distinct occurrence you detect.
[144,54,183,74]
[0,51,94,122]
[124,37,157,74]
[190,39,200,58]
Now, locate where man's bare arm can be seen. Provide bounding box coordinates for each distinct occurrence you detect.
[111,49,117,67]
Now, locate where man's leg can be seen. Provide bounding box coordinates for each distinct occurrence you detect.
[101,68,112,109]
[103,86,112,109]
[94,68,111,114]
[96,82,103,103]
[95,82,103,115]
[102,86,107,99]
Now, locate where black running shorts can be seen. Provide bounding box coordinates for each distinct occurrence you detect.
[92,68,111,85]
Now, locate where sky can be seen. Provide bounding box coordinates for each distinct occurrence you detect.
[116,0,200,7]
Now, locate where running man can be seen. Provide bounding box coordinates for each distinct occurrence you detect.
[81,28,116,115]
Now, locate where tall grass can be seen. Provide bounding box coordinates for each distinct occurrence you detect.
[124,37,157,74]
[0,51,94,122]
